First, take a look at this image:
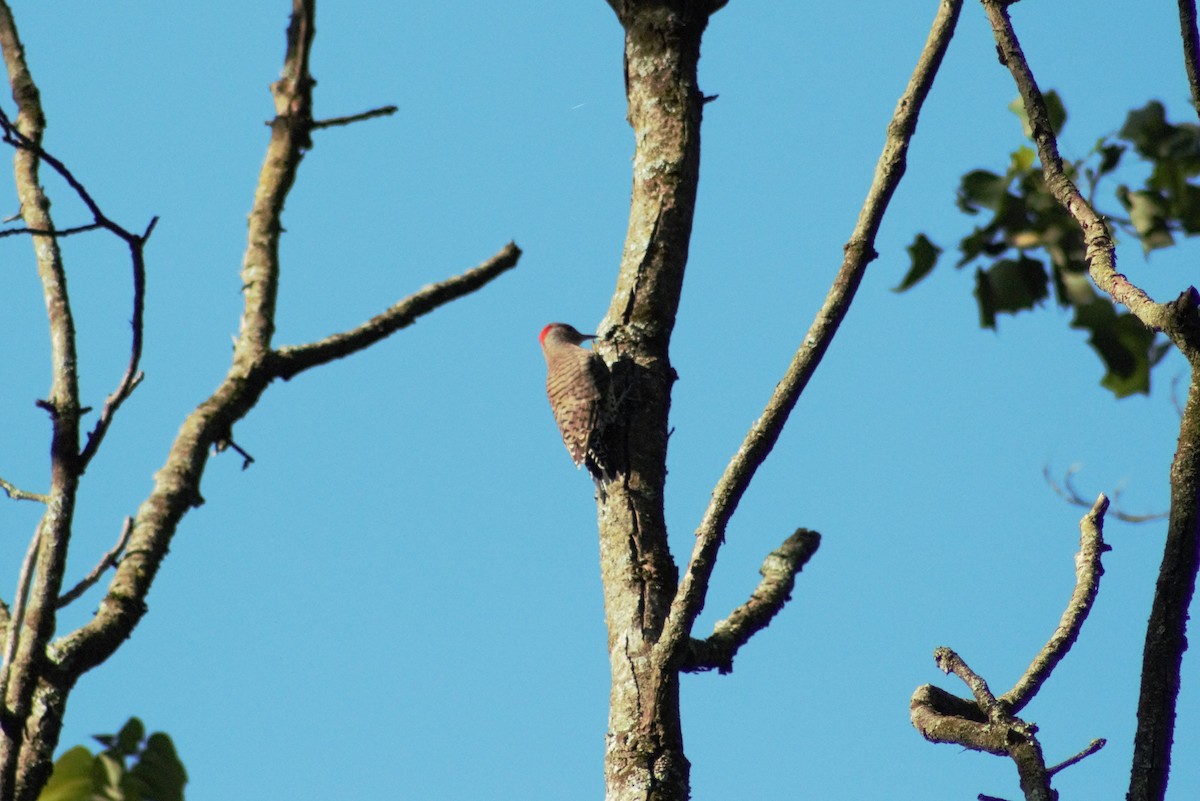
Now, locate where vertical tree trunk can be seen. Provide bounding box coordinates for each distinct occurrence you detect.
[1129,373,1200,801]
[598,3,713,800]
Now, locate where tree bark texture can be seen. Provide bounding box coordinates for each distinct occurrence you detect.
[599,3,710,800]
[1129,374,1200,801]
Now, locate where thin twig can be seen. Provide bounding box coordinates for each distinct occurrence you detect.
[56,518,133,609]
[1002,494,1109,713]
[935,646,1001,716]
[217,439,256,471]
[0,476,47,503]
[312,104,398,130]
[0,222,101,239]
[0,104,155,473]
[654,0,964,665]
[1044,465,1164,523]
[270,242,522,380]
[0,523,42,707]
[1047,738,1106,777]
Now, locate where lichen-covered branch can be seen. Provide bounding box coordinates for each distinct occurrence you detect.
[1002,494,1109,713]
[681,528,819,674]
[655,0,963,671]
[910,498,1111,800]
[0,3,518,800]
[982,0,1200,353]
[982,4,1200,799]
[0,2,82,797]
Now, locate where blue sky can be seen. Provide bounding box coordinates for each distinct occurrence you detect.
[0,1,1197,799]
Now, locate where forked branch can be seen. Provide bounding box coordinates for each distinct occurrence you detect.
[655,0,964,665]
[1002,495,1109,712]
[983,4,1200,799]
[910,495,1110,800]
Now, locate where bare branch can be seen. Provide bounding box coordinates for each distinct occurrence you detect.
[269,241,522,380]
[912,493,1110,799]
[56,518,133,609]
[0,222,101,239]
[1001,494,1109,713]
[0,103,157,474]
[312,104,398,130]
[983,6,1200,799]
[935,647,1001,717]
[1047,738,1107,777]
[681,528,819,673]
[1044,465,1164,523]
[917,647,1056,801]
[656,0,964,665]
[910,683,1009,757]
[0,6,85,796]
[0,523,41,714]
[0,477,46,504]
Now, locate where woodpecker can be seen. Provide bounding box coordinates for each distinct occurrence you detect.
[539,322,616,494]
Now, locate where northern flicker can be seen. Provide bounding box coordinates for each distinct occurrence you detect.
[539,322,615,493]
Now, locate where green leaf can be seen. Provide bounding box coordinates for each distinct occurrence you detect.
[1095,142,1125,177]
[93,753,125,801]
[37,747,95,801]
[956,169,1009,213]
[973,256,1049,328]
[1009,145,1036,174]
[1177,183,1200,233]
[1008,89,1066,139]
[1118,187,1175,252]
[126,734,187,801]
[106,719,145,761]
[1119,101,1171,158]
[895,233,942,291]
[1071,298,1156,397]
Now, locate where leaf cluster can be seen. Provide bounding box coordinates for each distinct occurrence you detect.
[900,93,1200,397]
[37,719,187,801]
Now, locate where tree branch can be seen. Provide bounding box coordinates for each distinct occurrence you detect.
[1043,465,1165,523]
[982,0,1200,354]
[911,497,1111,801]
[0,477,46,504]
[0,523,42,719]
[1001,494,1109,713]
[655,0,964,667]
[0,4,84,796]
[311,104,397,130]
[982,4,1200,799]
[1178,0,1200,120]
[0,105,157,474]
[1047,738,1106,777]
[55,518,133,610]
[681,528,819,673]
[919,647,1055,801]
[269,242,521,381]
